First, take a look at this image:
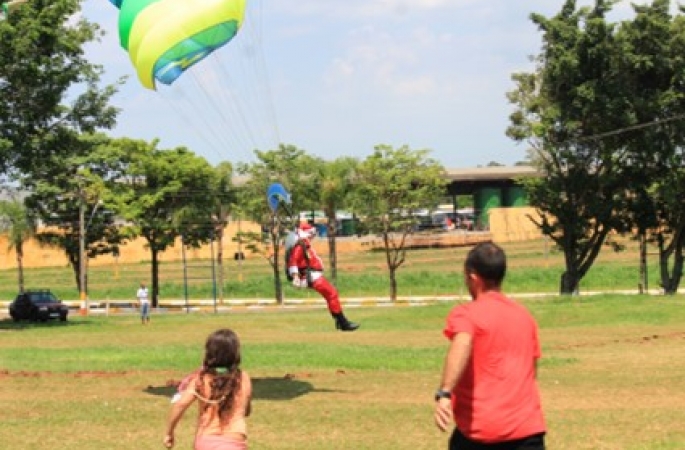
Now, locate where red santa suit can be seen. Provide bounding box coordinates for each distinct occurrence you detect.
[287,223,359,331]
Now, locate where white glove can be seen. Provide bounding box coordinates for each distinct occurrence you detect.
[292,277,307,288]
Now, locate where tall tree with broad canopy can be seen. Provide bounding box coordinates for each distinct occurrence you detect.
[351,144,445,301]
[0,0,119,178]
[236,144,320,304]
[111,139,217,307]
[506,0,672,294]
[616,1,685,294]
[26,134,130,296]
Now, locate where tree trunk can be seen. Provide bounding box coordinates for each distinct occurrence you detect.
[16,245,25,293]
[389,267,397,301]
[559,270,580,295]
[657,228,685,295]
[271,226,283,304]
[668,250,685,295]
[151,248,159,308]
[216,227,224,303]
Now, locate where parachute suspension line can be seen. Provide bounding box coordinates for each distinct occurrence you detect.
[245,0,281,148]
[210,0,280,153]
[183,67,257,162]
[194,53,267,159]
[156,82,237,163]
[159,0,280,163]
[105,0,279,165]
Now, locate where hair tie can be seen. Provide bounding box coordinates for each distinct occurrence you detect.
[214,367,228,374]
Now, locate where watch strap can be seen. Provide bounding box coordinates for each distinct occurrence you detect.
[434,389,452,401]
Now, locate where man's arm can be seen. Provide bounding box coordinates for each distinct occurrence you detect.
[288,243,305,285]
[434,332,473,432]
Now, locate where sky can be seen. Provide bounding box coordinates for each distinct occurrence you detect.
[79,0,649,169]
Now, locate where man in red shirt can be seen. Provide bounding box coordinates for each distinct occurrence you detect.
[287,222,359,331]
[434,242,546,449]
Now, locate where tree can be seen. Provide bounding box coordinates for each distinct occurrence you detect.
[351,144,446,301]
[27,135,129,295]
[0,0,119,178]
[315,157,359,283]
[237,144,319,303]
[112,139,217,307]
[616,1,685,294]
[0,193,36,293]
[507,0,644,294]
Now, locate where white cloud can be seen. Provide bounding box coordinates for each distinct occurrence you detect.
[78,0,670,168]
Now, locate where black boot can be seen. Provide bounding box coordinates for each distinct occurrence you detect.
[333,312,360,332]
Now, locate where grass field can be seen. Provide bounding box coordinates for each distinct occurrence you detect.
[0,236,670,302]
[1,294,684,449]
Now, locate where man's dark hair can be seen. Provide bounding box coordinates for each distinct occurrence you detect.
[464,242,506,287]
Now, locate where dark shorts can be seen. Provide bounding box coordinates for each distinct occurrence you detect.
[449,428,545,450]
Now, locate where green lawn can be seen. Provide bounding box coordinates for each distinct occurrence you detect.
[1,294,684,449]
[0,237,666,303]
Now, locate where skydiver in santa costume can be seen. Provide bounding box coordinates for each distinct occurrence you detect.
[287,222,360,331]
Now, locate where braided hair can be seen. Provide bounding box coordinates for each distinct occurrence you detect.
[195,328,243,420]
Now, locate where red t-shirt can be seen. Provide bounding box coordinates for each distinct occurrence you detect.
[443,291,546,443]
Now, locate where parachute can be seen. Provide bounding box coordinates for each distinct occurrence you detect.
[107,0,246,90]
[103,0,280,163]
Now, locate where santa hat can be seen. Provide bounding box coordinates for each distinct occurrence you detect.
[297,222,316,239]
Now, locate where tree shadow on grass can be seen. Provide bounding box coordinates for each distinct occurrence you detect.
[144,375,336,401]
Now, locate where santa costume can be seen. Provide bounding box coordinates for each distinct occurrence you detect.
[287,222,359,331]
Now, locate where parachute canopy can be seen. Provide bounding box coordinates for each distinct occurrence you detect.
[108,0,246,90]
[267,183,291,213]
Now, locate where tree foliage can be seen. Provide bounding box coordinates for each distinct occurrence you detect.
[314,156,359,283]
[508,0,685,294]
[236,144,320,303]
[351,144,445,301]
[0,193,36,293]
[0,0,119,178]
[109,138,217,307]
[27,134,129,294]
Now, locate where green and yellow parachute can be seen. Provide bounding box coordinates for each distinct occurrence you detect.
[108,0,246,90]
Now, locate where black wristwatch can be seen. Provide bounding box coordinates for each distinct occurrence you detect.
[435,389,452,401]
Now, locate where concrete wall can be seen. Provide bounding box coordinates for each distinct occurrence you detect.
[0,208,543,269]
[0,220,263,270]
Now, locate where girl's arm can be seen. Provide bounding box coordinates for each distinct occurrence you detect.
[164,379,198,448]
[242,371,253,417]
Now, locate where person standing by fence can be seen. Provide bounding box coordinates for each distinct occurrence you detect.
[137,282,150,325]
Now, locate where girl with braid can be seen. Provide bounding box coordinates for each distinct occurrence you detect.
[164,329,252,450]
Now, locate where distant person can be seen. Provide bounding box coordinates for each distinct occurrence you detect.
[434,242,546,449]
[164,328,252,450]
[287,222,359,331]
[136,282,150,325]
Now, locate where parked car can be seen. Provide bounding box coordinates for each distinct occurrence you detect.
[8,290,69,322]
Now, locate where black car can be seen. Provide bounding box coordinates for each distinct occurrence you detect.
[9,290,69,322]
